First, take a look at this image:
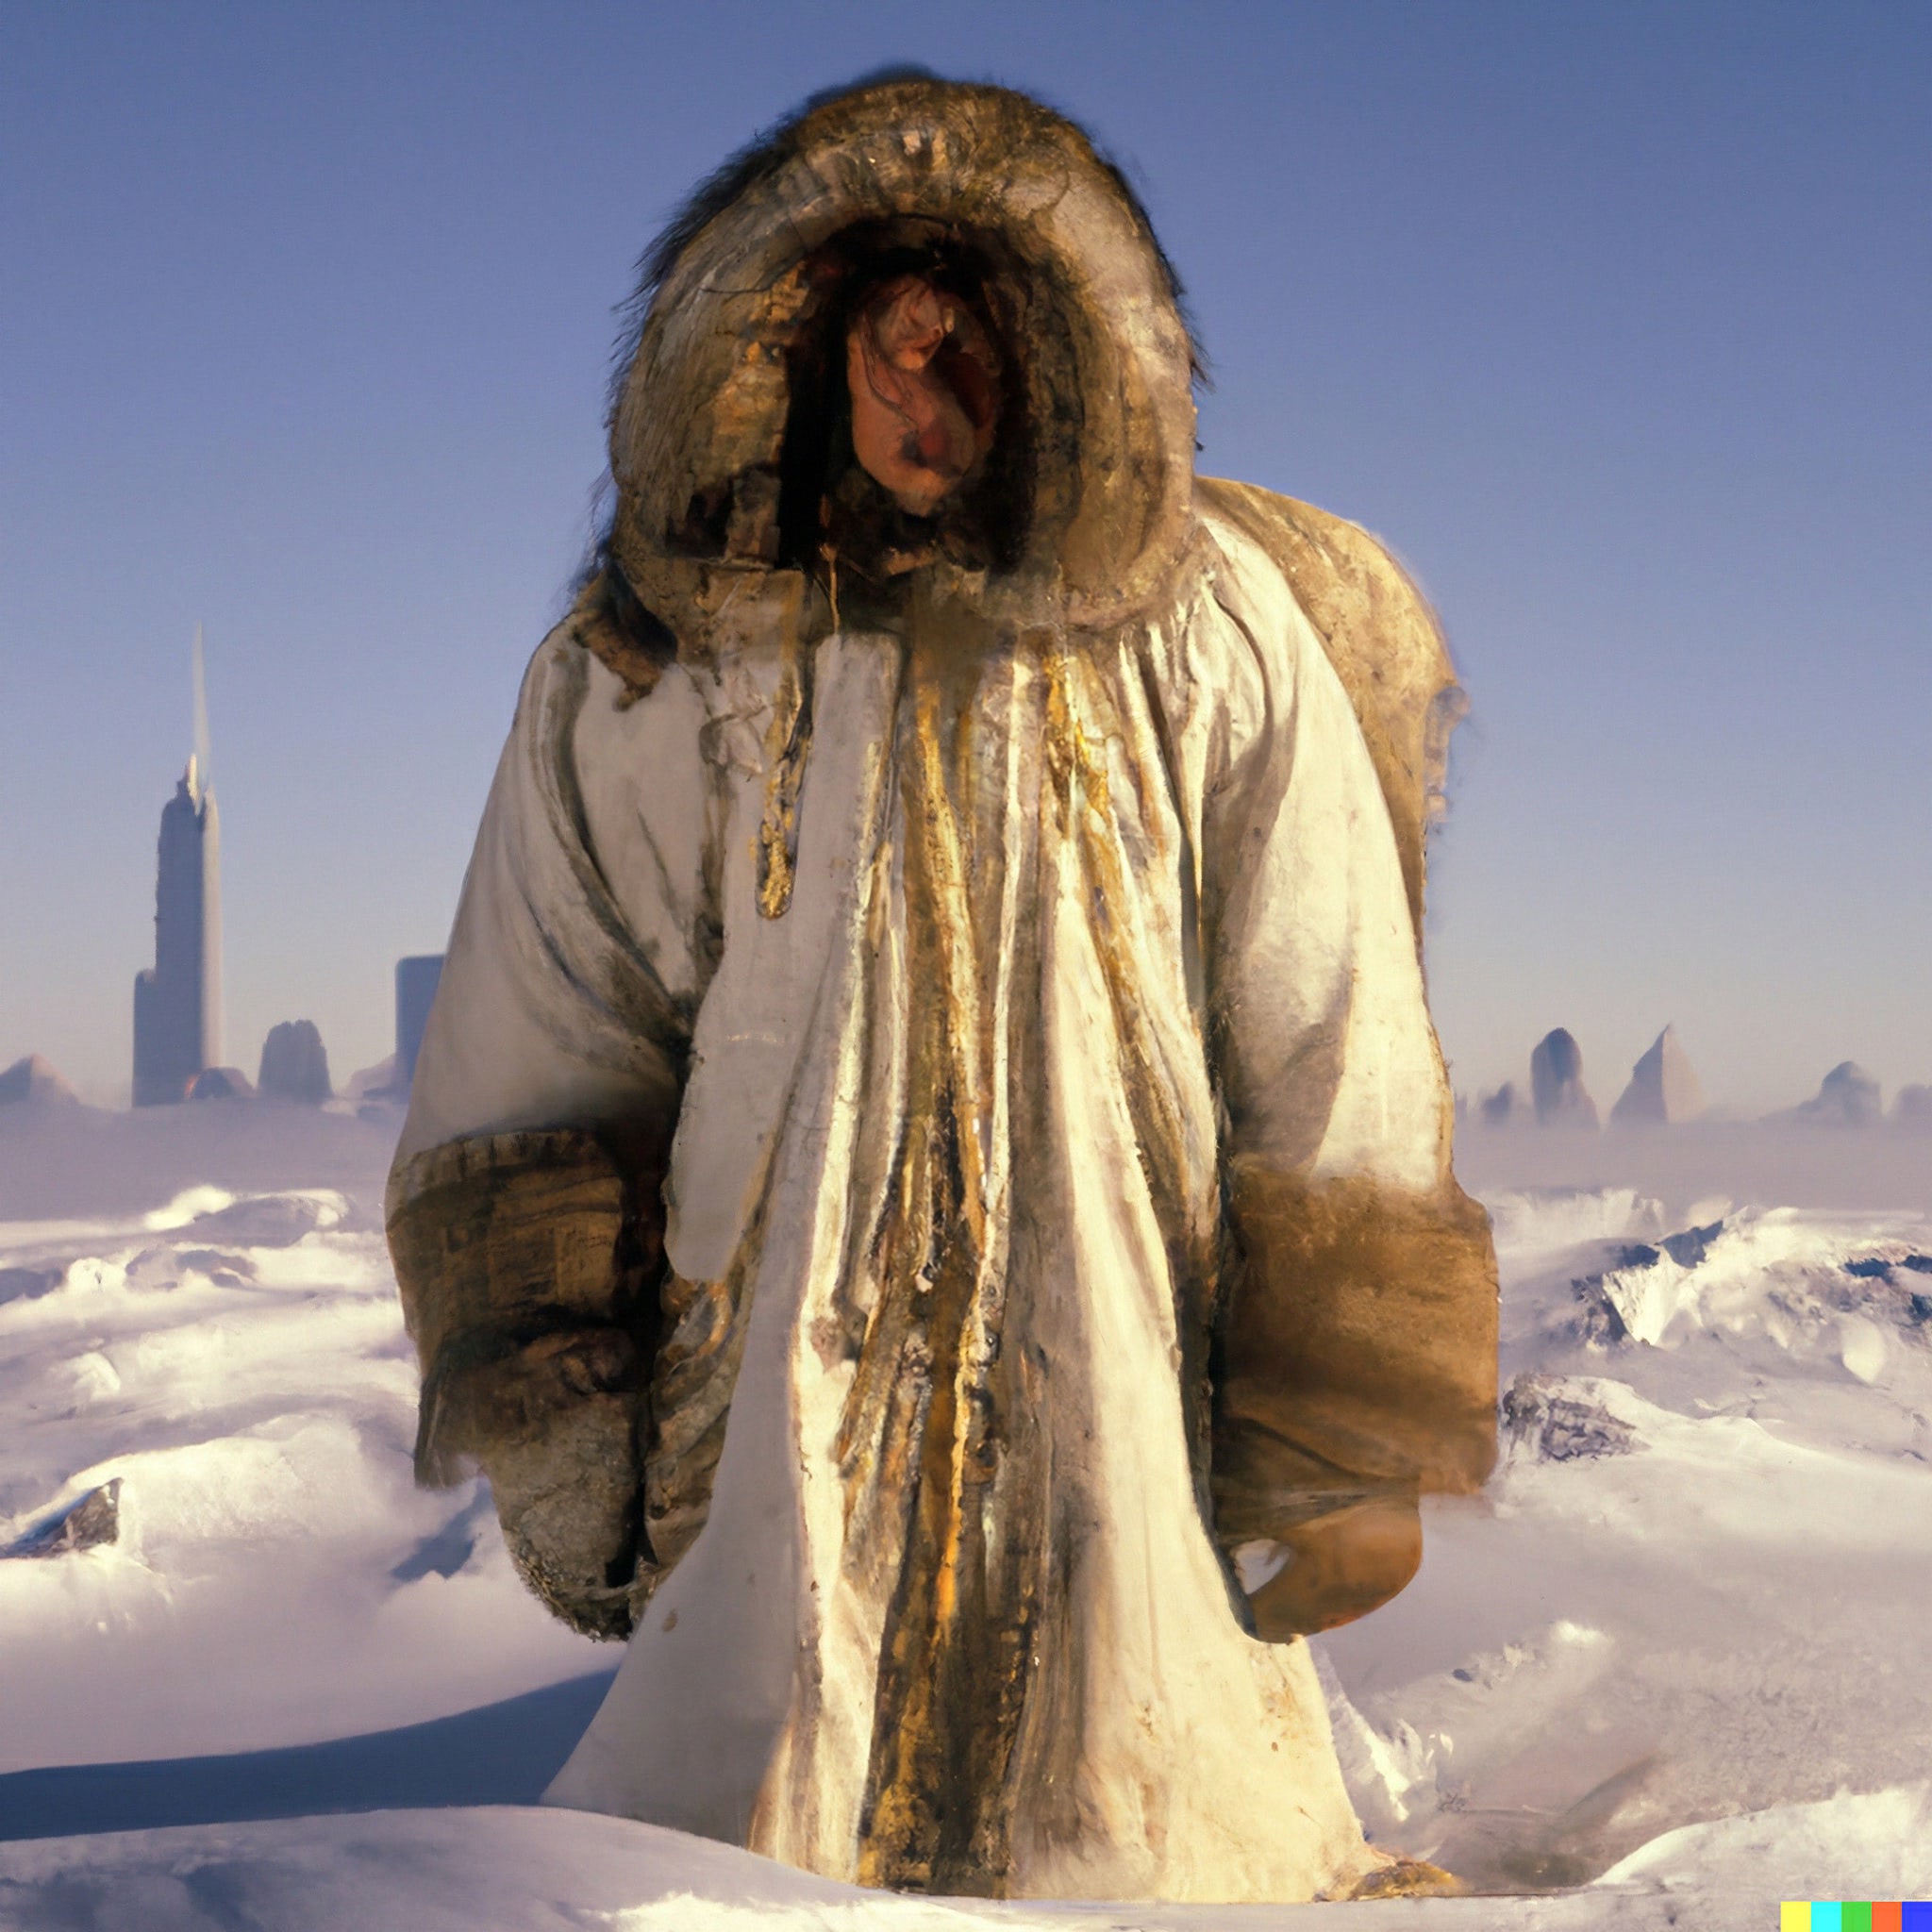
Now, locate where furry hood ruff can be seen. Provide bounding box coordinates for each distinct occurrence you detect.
[606,75,1202,650]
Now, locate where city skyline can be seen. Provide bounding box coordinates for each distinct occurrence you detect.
[129,625,223,1106]
[130,750,222,1106]
[3,3,1926,1109]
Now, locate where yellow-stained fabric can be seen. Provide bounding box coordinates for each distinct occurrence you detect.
[391,497,1496,1900]
[388,70,1496,1907]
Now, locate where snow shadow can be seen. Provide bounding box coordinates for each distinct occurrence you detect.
[0,1671,616,1842]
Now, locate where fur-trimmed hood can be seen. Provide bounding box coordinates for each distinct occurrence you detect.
[605,74,1201,651]
[582,73,1462,957]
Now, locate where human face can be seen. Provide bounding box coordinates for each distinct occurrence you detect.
[844,275,1000,517]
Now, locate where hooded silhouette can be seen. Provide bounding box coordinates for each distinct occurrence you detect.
[388,74,1494,1904]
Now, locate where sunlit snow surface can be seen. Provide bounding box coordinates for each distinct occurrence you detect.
[2,1102,1929,1926]
[0,1105,599,1779]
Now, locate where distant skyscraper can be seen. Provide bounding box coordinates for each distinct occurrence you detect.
[395,954,444,1090]
[133,631,223,1106]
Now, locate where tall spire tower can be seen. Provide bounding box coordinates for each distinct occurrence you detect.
[133,626,224,1105]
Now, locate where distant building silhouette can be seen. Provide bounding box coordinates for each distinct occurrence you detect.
[1796,1060,1882,1126]
[133,753,222,1106]
[395,955,444,1090]
[1611,1024,1703,1126]
[0,1055,79,1107]
[1478,1080,1520,1127]
[188,1064,254,1101]
[258,1019,333,1105]
[1530,1027,1598,1128]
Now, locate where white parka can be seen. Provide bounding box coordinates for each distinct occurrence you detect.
[390,75,1494,1905]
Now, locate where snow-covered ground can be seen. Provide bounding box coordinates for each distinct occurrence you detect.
[2,1099,1928,1926]
[0,1102,600,1789]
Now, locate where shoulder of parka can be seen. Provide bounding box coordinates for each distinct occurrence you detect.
[561,571,680,707]
[1195,477,1463,948]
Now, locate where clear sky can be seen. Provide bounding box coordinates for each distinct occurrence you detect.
[3,1,1927,1111]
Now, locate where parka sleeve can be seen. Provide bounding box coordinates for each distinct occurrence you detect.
[380,602,714,1630]
[383,610,714,1636]
[1196,523,1497,1633]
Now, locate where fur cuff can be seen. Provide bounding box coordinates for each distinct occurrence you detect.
[386,1128,658,1483]
[1212,1161,1498,1548]
[386,1129,673,1639]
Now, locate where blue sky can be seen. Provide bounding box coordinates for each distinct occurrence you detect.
[3,1,1926,1110]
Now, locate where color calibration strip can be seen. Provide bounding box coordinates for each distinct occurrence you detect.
[1781,1907,1932,1930]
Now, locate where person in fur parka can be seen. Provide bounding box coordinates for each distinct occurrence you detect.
[387,71,1496,1904]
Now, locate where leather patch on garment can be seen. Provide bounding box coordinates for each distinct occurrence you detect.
[1212,1161,1498,1545]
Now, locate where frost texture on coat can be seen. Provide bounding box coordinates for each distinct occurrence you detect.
[389,75,1495,1906]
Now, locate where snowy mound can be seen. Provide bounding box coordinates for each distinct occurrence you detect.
[1315,1183,1932,1895]
[0,1121,600,1785]
[3,1112,1930,1921]
[2,1790,1927,1929]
